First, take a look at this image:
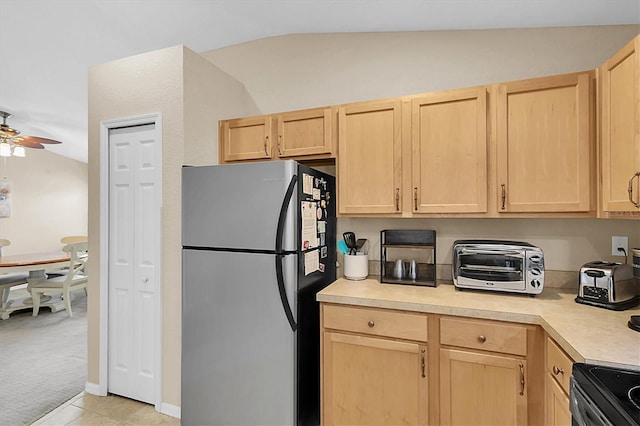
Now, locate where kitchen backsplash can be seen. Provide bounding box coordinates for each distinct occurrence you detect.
[337,217,639,274]
[338,259,580,289]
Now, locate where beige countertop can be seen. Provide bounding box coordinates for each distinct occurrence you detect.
[317,278,640,370]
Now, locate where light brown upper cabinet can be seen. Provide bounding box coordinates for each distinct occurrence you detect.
[600,35,640,215]
[276,107,334,158]
[496,72,594,213]
[338,99,403,215]
[219,115,273,162]
[411,87,488,214]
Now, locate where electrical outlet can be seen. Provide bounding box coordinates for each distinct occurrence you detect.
[612,236,628,256]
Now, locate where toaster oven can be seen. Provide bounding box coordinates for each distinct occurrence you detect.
[452,240,545,296]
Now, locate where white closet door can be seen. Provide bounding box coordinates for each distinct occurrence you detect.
[108,123,160,404]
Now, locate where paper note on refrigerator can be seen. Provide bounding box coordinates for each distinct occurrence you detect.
[303,173,314,195]
[304,249,319,275]
[301,201,318,249]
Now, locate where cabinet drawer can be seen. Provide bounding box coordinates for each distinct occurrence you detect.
[440,317,527,356]
[546,337,573,395]
[322,304,428,342]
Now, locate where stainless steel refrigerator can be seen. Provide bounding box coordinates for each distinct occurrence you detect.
[181,160,336,426]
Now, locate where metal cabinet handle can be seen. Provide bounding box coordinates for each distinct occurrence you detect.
[477,335,486,343]
[395,188,400,211]
[367,320,375,328]
[501,184,506,210]
[519,363,525,396]
[628,172,640,208]
[414,187,418,211]
[277,135,283,156]
[552,365,564,376]
[264,136,269,157]
[421,349,426,378]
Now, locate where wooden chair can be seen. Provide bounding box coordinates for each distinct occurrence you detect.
[31,241,88,317]
[0,239,29,308]
[60,236,88,244]
[47,236,88,277]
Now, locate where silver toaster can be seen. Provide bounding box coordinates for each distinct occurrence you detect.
[576,261,639,310]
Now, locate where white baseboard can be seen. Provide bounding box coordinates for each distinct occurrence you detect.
[84,382,106,396]
[159,402,181,419]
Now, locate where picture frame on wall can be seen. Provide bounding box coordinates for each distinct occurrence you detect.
[0,181,11,218]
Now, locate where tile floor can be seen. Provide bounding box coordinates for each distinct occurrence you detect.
[31,392,180,425]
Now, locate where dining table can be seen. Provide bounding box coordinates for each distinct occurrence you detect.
[0,251,71,319]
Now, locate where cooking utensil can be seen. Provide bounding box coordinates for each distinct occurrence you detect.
[343,232,357,255]
[356,238,367,254]
[337,240,349,255]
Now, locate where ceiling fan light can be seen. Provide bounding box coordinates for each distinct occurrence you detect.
[0,142,11,157]
[13,145,26,157]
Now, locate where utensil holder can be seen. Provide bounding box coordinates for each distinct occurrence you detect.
[343,254,369,281]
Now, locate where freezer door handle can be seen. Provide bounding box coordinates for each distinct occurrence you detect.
[275,174,297,332]
[275,174,297,255]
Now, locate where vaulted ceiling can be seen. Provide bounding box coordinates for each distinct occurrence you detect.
[1,0,638,163]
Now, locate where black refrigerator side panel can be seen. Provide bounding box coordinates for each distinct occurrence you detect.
[295,163,336,426]
[296,163,337,289]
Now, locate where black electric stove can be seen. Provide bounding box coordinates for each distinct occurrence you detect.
[571,363,640,425]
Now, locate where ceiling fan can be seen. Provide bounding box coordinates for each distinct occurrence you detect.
[0,110,62,157]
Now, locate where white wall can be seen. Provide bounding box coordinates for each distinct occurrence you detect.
[201,26,640,274]
[201,26,640,113]
[88,45,258,408]
[0,150,87,255]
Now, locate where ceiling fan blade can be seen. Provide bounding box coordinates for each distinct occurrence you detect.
[16,140,45,149]
[15,135,62,145]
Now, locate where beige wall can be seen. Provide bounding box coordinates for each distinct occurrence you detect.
[0,150,87,255]
[88,45,257,408]
[202,26,640,113]
[337,217,640,271]
[201,25,640,275]
[88,26,640,413]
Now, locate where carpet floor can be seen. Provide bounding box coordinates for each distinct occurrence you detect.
[0,288,87,426]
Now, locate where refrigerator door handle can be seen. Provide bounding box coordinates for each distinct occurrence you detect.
[276,253,297,331]
[275,174,297,331]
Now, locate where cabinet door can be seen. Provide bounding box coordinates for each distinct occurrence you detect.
[322,332,428,425]
[338,100,402,214]
[440,348,527,426]
[276,107,333,158]
[601,35,640,213]
[545,374,571,426]
[220,115,273,162]
[411,87,488,213]
[496,72,593,213]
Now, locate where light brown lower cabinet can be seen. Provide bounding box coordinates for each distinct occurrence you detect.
[321,304,549,426]
[545,337,574,426]
[439,348,527,426]
[545,374,572,426]
[322,332,428,425]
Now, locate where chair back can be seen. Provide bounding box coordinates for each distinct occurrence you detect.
[61,236,88,244]
[0,238,9,256]
[63,241,89,281]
